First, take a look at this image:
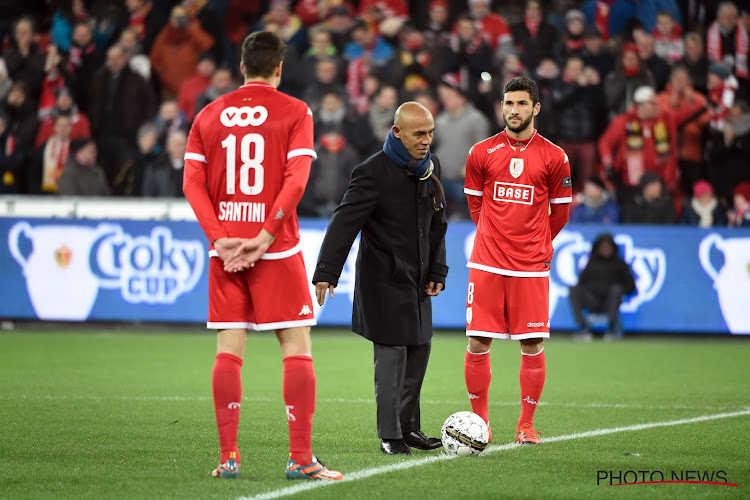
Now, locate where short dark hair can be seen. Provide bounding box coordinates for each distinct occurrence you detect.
[241,31,287,79]
[503,76,540,105]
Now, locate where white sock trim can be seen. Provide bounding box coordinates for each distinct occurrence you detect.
[467,348,490,355]
[521,347,544,356]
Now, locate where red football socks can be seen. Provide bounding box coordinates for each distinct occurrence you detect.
[518,349,546,427]
[283,355,316,465]
[464,349,492,427]
[212,352,243,464]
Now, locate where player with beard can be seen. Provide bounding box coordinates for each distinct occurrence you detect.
[462,76,571,445]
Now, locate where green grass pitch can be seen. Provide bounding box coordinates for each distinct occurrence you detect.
[1,328,749,499]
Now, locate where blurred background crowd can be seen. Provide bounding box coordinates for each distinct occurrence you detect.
[0,0,748,227]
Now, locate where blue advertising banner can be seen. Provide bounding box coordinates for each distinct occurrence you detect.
[1,217,748,334]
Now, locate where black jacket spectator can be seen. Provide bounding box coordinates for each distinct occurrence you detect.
[111,0,169,55]
[621,171,676,224]
[57,138,110,196]
[575,233,636,298]
[603,43,655,117]
[550,68,602,141]
[298,132,358,218]
[707,103,750,204]
[569,232,636,337]
[511,16,559,72]
[3,41,46,104]
[140,153,184,197]
[441,17,493,106]
[0,109,24,193]
[2,83,38,152]
[89,56,157,142]
[66,24,103,115]
[580,27,614,84]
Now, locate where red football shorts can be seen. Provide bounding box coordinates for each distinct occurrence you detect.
[207,251,316,331]
[465,268,550,340]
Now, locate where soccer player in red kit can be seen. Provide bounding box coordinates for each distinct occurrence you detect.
[462,76,571,445]
[183,31,342,480]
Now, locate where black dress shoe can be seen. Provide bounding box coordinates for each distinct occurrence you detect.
[380,439,413,455]
[403,431,443,450]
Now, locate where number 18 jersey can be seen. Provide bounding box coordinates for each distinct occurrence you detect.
[185,81,316,254]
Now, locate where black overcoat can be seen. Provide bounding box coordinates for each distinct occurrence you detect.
[312,151,448,346]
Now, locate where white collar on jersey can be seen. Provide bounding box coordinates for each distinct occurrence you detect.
[505,129,537,152]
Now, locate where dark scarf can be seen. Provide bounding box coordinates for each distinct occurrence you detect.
[382,128,445,209]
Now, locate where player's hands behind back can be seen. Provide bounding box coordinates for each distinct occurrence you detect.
[213,238,247,264]
[221,230,275,272]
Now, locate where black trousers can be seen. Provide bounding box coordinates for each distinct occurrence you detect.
[372,340,431,440]
[569,284,625,328]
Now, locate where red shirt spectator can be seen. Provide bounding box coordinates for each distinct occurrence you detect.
[599,86,702,192]
[464,0,512,52]
[177,54,215,121]
[358,0,408,21]
[35,88,91,147]
[150,6,214,95]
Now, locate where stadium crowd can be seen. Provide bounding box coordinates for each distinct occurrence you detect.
[0,0,749,227]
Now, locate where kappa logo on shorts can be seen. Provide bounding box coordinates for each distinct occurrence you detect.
[298,305,312,316]
[466,306,473,325]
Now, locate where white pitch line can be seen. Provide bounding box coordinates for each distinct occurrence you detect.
[240,408,750,500]
[1,394,738,411]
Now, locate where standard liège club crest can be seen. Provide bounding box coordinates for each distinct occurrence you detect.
[510,158,524,178]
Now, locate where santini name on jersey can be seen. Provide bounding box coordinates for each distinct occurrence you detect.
[493,181,534,205]
[218,201,266,222]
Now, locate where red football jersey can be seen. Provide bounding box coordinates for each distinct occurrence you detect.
[184,82,315,255]
[464,129,572,276]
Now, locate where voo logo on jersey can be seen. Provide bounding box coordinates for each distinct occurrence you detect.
[493,181,534,205]
[220,106,268,127]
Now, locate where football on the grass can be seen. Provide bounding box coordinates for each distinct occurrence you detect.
[440,411,489,456]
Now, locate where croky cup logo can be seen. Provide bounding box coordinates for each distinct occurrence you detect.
[90,225,204,304]
[8,222,205,320]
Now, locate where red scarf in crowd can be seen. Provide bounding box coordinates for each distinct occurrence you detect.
[129,2,152,40]
[708,76,739,130]
[42,137,69,192]
[4,134,14,156]
[652,24,684,62]
[594,1,611,41]
[706,21,749,78]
